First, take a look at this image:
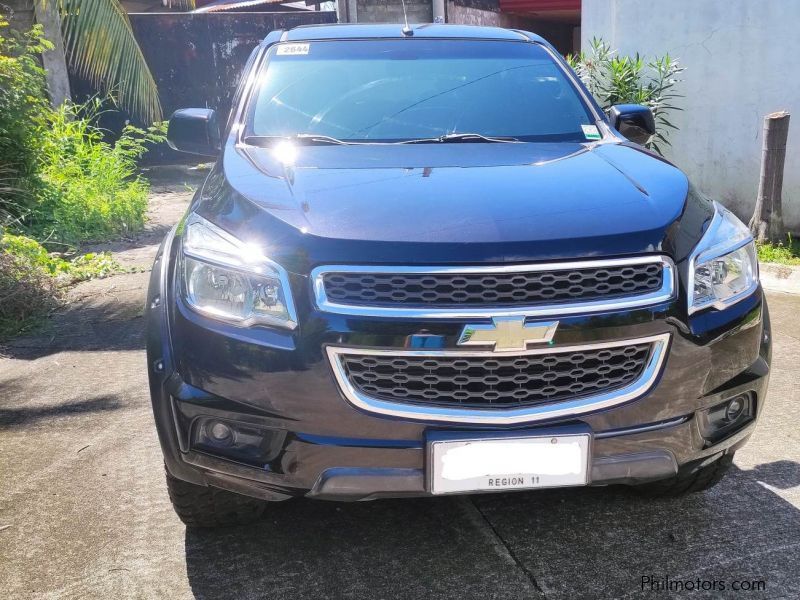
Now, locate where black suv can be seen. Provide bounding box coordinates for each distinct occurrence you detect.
[147,24,770,527]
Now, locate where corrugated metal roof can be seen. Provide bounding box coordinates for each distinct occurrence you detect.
[193,0,286,12]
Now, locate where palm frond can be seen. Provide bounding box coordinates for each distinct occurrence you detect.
[41,0,162,123]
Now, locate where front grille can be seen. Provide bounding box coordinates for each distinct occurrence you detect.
[337,343,652,409]
[322,262,663,307]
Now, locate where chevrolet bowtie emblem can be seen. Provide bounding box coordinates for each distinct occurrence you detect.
[457,317,559,352]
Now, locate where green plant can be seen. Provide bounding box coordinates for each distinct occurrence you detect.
[35,0,162,122]
[1,231,122,280]
[0,228,127,339]
[0,18,52,222]
[756,233,800,266]
[22,99,166,246]
[41,1,209,123]
[1,236,121,340]
[567,38,685,155]
[0,249,59,339]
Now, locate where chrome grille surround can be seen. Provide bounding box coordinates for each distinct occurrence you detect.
[324,264,661,306]
[327,333,671,425]
[339,343,651,408]
[312,256,676,319]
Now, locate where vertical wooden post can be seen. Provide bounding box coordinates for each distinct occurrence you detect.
[749,111,790,243]
[33,0,71,109]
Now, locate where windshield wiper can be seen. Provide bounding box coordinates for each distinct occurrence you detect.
[244,132,521,147]
[244,134,350,146]
[402,132,521,144]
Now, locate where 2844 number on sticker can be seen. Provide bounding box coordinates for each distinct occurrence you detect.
[277,43,310,56]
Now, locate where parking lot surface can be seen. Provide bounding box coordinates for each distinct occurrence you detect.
[1,174,798,599]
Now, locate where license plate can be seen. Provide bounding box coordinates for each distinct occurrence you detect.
[429,434,590,494]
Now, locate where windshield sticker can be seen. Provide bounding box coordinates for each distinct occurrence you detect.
[277,43,310,56]
[581,124,602,141]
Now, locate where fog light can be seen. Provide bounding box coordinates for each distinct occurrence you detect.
[192,417,286,467]
[699,392,755,444]
[725,397,745,422]
[207,421,234,446]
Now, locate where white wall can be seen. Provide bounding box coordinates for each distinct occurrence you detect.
[582,0,800,230]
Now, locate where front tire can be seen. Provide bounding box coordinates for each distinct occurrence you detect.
[634,451,735,498]
[166,470,266,528]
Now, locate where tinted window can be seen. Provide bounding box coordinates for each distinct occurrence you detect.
[247,39,595,142]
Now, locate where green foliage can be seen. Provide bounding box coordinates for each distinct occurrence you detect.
[0,21,165,340]
[0,229,125,339]
[38,0,162,122]
[2,231,123,280]
[28,100,166,245]
[567,38,685,155]
[1,21,165,242]
[0,241,59,340]
[756,233,800,266]
[0,18,52,204]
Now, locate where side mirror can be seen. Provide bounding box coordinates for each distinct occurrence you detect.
[167,108,220,156]
[607,104,656,146]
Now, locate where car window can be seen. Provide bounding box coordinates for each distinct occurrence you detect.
[247,39,595,143]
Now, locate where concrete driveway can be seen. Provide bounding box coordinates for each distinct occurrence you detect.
[1,172,799,599]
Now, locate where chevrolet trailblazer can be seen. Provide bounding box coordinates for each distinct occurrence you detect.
[146,24,770,527]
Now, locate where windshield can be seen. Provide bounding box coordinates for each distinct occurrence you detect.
[246,39,597,143]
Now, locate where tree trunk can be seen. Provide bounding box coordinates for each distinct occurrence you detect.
[749,111,790,243]
[33,0,71,109]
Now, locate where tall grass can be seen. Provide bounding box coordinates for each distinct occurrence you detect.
[1,21,165,340]
[29,100,164,245]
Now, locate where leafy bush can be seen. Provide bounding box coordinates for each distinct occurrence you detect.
[1,21,165,246]
[756,233,800,266]
[0,18,51,175]
[0,230,123,339]
[1,21,164,340]
[1,231,120,279]
[0,18,52,226]
[567,38,685,155]
[29,100,165,245]
[0,232,60,340]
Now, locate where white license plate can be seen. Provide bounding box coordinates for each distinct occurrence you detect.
[430,434,590,494]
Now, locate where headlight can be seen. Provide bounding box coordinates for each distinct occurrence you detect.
[179,213,297,329]
[688,202,759,314]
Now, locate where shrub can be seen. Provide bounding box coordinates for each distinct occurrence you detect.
[0,18,52,223]
[756,233,800,266]
[567,38,685,155]
[29,100,165,245]
[0,22,163,341]
[0,235,60,340]
[0,230,124,340]
[1,21,166,247]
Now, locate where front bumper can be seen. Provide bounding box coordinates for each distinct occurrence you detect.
[146,232,771,502]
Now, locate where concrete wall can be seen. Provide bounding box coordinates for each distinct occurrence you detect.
[0,0,34,31]
[350,0,433,23]
[348,0,576,53]
[447,0,576,53]
[110,12,333,162]
[582,0,800,230]
[128,12,335,126]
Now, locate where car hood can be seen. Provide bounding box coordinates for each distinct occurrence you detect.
[198,140,692,267]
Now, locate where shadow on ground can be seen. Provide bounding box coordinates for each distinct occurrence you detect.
[0,394,124,429]
[183,461,800,600]
[1,273,149,360]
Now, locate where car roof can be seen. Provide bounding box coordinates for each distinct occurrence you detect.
[274,23,544,44]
